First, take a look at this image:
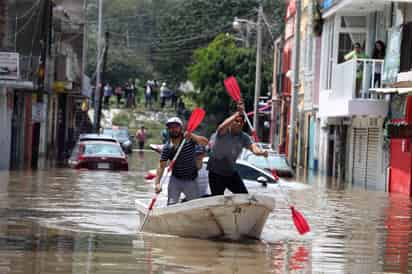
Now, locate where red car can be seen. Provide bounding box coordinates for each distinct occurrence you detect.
[68,140,128,171]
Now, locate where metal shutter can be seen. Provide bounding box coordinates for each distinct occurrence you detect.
[366,128,380,189]
[352,128,368,186]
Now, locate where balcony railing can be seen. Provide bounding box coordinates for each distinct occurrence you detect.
[332,58,384,100]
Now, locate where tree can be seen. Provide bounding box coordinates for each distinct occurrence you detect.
[85,0,285,88]
[188,34,272,122]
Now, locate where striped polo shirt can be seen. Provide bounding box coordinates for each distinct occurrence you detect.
[160,139,198,180]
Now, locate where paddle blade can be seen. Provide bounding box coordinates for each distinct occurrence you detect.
[291,206,310,235]
[144,172,157,180]
[186,108,205,133]
[224,76,241,102]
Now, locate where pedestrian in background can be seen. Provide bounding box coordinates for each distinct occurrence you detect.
[114,86,122,108]
[372,40,386,88]
[136,126,147,150]
[145,81,153,109]
[103,83,112,108]
[345,43,367,97]
[160,82,167,109]
[161,128,169,144]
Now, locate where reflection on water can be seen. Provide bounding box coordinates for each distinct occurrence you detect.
[0,151,411,273]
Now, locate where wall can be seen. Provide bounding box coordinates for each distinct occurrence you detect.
[0,88,12,169]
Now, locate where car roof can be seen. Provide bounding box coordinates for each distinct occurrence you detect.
[79,140,124,148]
[79,134,118,143]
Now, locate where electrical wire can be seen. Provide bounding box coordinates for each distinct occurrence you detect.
[16,0,42,20]
[14,3,41,37]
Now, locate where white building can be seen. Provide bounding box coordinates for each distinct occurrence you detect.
[317,0,409,190]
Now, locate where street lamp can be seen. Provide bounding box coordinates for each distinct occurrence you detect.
[232,17,253,48]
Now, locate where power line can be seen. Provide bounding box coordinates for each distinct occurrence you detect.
[14,2,42,37]
[16,0,42,20]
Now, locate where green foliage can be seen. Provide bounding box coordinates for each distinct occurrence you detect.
[85,0,285,89]
[112,112,131,127]
[188,34,272,119]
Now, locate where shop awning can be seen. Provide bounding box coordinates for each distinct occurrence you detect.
[0,80,35,90]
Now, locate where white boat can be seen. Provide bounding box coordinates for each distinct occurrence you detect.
[135,194,275,240]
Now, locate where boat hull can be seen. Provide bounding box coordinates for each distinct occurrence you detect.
[136,194,275,240]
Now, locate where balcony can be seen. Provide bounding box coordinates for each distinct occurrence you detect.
[319,58,389,118]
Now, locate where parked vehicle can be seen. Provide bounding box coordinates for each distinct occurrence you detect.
[102,127,133,153]
[145,157,278,196]
[68,140,128,170]
[240,150,294,177]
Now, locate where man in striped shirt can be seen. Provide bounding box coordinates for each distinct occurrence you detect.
[155,117,208,205]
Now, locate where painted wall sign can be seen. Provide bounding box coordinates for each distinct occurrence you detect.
[0,52,19,80]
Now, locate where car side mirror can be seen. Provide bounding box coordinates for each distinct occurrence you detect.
[257,176,268,187]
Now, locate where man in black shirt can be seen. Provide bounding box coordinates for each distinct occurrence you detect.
[155,117,208,205]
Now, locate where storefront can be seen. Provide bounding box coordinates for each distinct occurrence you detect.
[383,2,412,195]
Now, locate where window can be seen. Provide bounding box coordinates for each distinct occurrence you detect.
[235,163,276,184]
[321,17,335,90]
[341,16,367,28]
[84,143,123,156]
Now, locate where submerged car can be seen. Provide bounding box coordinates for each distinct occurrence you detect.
[102,127,133,153]
[240,150,294,177]
[145,156,278,197]
[68,140,128,170]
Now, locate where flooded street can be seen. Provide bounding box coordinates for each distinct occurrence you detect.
[0,151,411,274]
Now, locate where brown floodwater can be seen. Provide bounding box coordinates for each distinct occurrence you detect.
[0,150,411,274]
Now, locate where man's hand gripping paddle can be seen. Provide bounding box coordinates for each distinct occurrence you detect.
[224,76,259,142]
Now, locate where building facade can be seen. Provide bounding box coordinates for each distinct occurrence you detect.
[0,0,87,170]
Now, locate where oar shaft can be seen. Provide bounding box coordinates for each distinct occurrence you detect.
[243,111,254,131]
[168,139,186,171]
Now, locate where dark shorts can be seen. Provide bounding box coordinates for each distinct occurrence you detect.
[208,171,248,196]
[138,141,144,149]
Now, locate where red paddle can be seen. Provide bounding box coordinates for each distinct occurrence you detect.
[269,169,310,235]
[140,108,206,231]
[224,76,259,142]
[224,76,310,235]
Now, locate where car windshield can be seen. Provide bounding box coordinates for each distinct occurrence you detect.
[83,143,123,156]
[245,154,290,170]
[103,129,128,139]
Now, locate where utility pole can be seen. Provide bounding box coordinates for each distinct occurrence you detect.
[96,31,109,132]
[253,3,263,134]
[288,0,301,167]
[81,0,88,95]
[93,0,103,133]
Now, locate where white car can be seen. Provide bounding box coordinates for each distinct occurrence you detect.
[146,157,278,197]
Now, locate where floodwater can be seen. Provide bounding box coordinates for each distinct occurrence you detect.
[0,150,411,274]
